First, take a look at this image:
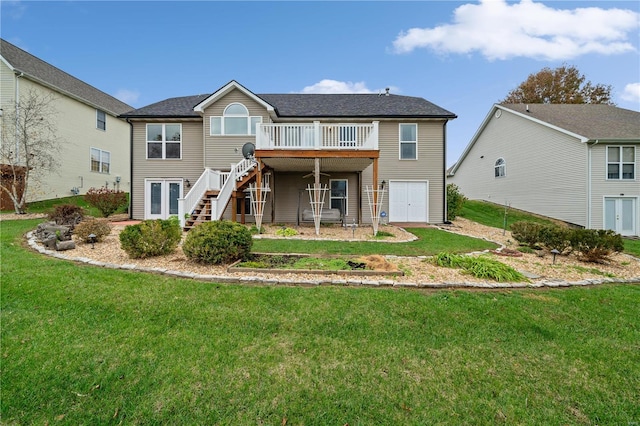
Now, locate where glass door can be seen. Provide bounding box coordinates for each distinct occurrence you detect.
[145,179,182,220]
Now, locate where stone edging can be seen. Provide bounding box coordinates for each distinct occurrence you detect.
[26,232,640,290]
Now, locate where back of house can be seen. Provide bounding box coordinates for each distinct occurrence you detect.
[121,81,456,230]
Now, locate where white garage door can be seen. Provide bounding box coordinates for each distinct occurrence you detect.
[389,180,428,222]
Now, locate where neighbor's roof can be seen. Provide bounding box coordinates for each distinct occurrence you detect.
[1,38,133,116]
[121,85,456,119]
[448,103,640,176]
[501,103,640,140]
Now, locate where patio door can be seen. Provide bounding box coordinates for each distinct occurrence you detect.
[604,197,637,236]
[145,179,182,220]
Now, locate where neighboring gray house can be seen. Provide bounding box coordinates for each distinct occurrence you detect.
[448,103,640,236]
[120,80,456,231]
[0,39,132,208]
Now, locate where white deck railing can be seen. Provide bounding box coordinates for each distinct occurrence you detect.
[178,159,258,227]
[256,121,378,150]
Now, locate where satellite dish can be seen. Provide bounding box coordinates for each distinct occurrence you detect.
[241,142,255,160]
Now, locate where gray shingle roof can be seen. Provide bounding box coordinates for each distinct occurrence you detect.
[501,103,640,140]
[1,39,133,116]
[121,92,456,119]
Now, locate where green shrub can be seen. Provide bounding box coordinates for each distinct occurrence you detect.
[249,225,264,235]
[74,218,111,243]
[569,229,624,262]
[119,217,181,259]
[510,221,545,247]
[48,204,85,229]
[375,230,395,238]
[84,187,128,217]
[182,220,252,265]
[539,225,573,254]
[446,184,467,221]
[275,227,298,237]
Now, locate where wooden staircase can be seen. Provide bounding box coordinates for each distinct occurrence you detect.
[182,163,271,231]
[183,190,218,231]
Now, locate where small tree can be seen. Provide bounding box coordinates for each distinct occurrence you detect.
[0,89,62,213]
[84,187,128,217]
[501,64,614,105]
[446,183,466,221]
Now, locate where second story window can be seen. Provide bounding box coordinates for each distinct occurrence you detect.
[147,124,182,159]
[495,158,506,178]
[607,146,635,180]
[399,124,417,160]
[91,147,110,173]
[96,109,106,131]
[210,103,262,136]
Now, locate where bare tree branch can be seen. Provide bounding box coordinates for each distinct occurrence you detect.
[1,89,63,213]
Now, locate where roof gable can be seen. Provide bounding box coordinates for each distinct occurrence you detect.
[193,80,275,116]
[1,38,132,116]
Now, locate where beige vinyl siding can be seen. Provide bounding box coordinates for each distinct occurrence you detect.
[589,142,640,230]
[449,110,587,226]
[1,61,16,107]
[130,121,203,219]
[362,120,446,223]
[0,74,131,202]
[203,89,271,170]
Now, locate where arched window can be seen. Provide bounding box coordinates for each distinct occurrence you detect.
[494,158,506,178]
[210,103,262,136]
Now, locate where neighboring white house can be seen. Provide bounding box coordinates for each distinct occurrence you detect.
[448,103,640,237]
[0,39,133,208]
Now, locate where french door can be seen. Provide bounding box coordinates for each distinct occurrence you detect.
[145,179,182,220]
[604,197,637,236]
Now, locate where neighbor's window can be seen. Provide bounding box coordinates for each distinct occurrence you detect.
[96,109,106,131]
[330,179,348,216]
[494,158,506,178]
[91,147,110,173]
[146,124,182,159]
[607,146,635,180]
[399,124,417,160]
[210,103,262,136]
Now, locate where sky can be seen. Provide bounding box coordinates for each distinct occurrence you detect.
[2,0,639,166]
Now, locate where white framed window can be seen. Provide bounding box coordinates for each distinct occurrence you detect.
[399,124,417,160]
[607,146,635,180]
[96,109,106,131]
[146,124,182,159]
[210,103,262,136]
[330,179,348,216]
[91,147,110,173]
[494,158,506,178]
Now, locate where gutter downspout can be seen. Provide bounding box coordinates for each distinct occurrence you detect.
[443,120,448,224]
[587,139,598,230]
[127,119,133,219]
[14,72,24,163]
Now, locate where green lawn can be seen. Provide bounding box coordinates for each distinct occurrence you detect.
[0,194,128,218]
[460,200,559,230]
[2,219,639,424]
[624,238,640,258]
[253,227,497,256]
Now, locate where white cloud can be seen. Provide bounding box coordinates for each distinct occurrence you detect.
[621,83,640,104]
[300,79,374,94]
[114,89,140,106]
[1,0,27,20]
[392,0,639,61]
